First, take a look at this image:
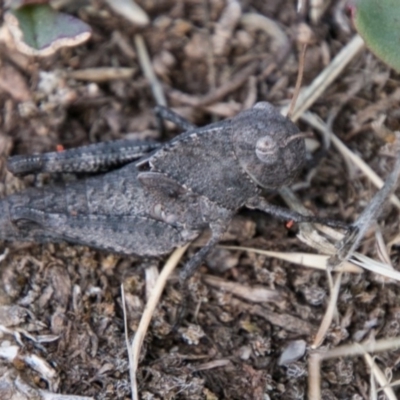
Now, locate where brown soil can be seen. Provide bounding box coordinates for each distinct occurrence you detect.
[0,1,400,399]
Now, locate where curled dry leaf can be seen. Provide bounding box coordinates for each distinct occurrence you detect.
[104,0,149,27]
[240,13,289,57]
[212,0,242,56]
[0,63,31,101]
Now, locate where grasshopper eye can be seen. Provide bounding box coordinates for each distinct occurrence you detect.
[255,136,279,164]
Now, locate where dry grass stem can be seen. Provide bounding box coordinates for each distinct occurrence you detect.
[282,34,365,122]
[134,34,167,106]
[40,393,93,400]
[193,359,232,372]
[363,352,397,400]
[312,272,343,348]
[287,44,307,119]
[121,285,133,400]
[301,111,400,209]
[65,68,136,82]
[308,341,400,399]
[144,265,160,301]
[320,337,400,359]
[309,339,400,397]
[221,246,362,273]
[333,151,400,264]
[129,245,189,400]
[350,253,400,282]
[202,274,283,303]
[375,228,393,267]
[308,352,322,400]
[168,62,259,108]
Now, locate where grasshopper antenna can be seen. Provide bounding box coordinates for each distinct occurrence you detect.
[286,42,307,119]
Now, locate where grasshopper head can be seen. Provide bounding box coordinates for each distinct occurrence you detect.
[232,102,306,189]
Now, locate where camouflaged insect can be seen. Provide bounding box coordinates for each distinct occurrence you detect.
[0,102,331,280]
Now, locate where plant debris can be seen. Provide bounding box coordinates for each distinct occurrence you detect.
[1,1,400,399]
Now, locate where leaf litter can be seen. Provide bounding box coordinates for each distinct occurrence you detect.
[1,1,400,399]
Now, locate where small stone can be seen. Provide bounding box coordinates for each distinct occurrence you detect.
[278,340,306,366]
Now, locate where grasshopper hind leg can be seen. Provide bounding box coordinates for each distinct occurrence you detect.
[8,206,186,257]
[7,140,161,177]
[7,106,195,177]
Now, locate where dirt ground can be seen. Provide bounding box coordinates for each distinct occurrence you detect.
[1,1,400,399]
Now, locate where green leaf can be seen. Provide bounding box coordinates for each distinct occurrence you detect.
[8,0,51,10]
[352,0,400,72]
[5,4,91,57]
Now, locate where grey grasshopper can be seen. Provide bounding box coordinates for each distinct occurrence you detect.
[0,102,344,281]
